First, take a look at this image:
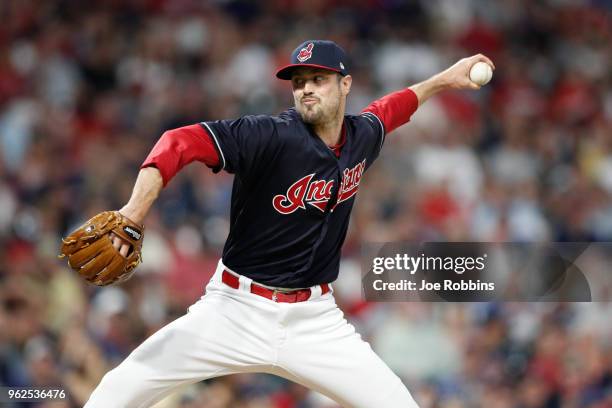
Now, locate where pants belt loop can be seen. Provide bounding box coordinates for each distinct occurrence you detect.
[238,274,252,292]
[309,285,322,300]
[214,260,225,283]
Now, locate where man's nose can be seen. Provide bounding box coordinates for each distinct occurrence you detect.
[303,80,315,94]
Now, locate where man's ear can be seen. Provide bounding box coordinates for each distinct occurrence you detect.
[340,75,352,96]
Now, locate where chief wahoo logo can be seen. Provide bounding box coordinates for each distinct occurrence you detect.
[297,43,314,62]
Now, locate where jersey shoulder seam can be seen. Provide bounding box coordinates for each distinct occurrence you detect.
[360,111,386,152]
[200,122,226,171]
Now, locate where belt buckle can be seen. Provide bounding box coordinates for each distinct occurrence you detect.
[272,289,278,302]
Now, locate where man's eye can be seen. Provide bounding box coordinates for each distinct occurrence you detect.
[315,76,324,82]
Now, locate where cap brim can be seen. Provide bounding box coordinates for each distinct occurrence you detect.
[276,63,344,80]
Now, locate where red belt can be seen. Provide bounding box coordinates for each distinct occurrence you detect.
[221,269,330,303]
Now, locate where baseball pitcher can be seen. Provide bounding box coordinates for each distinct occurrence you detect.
[60,40,493,407]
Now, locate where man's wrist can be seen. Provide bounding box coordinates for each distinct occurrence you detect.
[119,204,147,225]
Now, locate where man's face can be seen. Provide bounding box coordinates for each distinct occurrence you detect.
[291,68,351,125]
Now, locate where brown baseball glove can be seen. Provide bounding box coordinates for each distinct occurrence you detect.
[59,211,144,286]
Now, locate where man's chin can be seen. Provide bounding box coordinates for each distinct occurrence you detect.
[298,110,322,125]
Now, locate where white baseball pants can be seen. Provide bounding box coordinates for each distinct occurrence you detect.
[85,260,419,408]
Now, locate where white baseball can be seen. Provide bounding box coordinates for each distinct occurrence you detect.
[469,61,493,86]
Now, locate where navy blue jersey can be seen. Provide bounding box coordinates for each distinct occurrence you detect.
[201,108,386,288]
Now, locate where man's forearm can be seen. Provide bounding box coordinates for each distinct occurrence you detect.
[119,123,220,225]
[408,74,449,106]
[120,167,163,224]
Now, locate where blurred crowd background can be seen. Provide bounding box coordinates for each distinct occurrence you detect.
[1,0,611,407]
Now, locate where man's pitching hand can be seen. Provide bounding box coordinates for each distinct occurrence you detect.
[409,54,495,105]
[439,54,495,90]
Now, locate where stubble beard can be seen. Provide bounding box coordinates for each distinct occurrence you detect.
[297,97,341,126]
[299,104,324,125]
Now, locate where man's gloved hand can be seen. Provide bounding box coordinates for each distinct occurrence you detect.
[59,211,144,286]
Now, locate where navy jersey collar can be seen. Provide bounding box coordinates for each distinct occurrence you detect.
[287,108,349,158]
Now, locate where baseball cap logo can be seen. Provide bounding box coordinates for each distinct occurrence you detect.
[297,43,314,62]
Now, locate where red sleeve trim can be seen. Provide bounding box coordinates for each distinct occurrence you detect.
[361,88,419,134]
[141,124,221,187]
